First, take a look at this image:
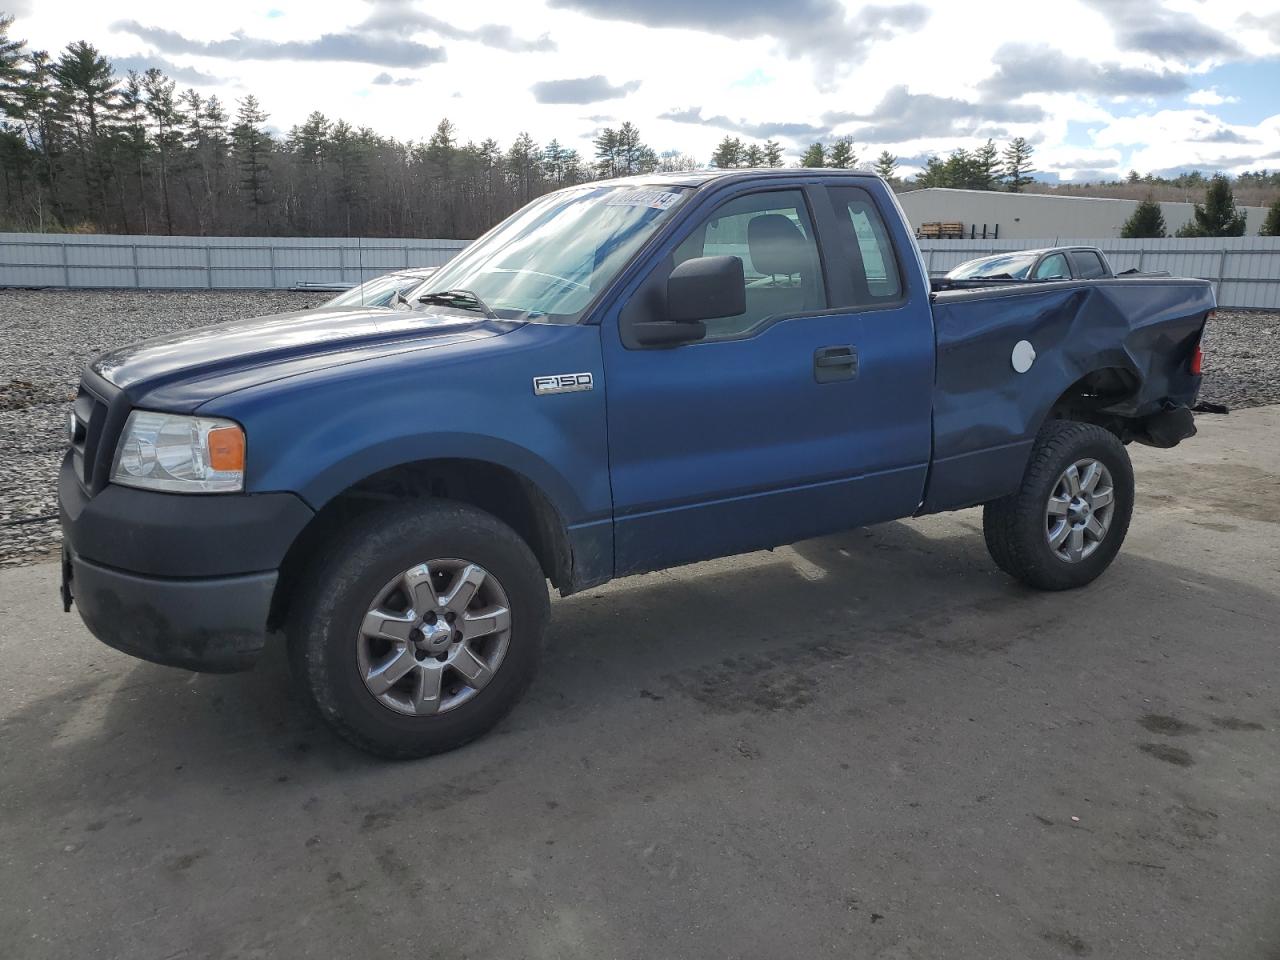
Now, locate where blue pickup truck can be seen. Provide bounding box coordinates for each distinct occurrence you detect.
[59,170,1213,758]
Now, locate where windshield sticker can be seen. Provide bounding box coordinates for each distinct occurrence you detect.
[606,189,683,211]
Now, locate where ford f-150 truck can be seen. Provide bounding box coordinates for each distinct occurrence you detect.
[59,170,1214,758]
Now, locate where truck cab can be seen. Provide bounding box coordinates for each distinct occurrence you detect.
[59,170,1212,758]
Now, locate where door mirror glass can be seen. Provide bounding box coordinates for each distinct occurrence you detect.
[667,255,747,322]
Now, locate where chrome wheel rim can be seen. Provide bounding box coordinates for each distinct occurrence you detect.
[1045,458,1115,563]
[356,559,512,716]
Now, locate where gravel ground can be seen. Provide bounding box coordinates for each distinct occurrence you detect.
[0,290,1275,566]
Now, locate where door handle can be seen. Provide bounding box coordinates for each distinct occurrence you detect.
[814,345,858,382]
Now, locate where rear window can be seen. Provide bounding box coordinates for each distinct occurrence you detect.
[1070,250,1107,279]
[826,186,902,306]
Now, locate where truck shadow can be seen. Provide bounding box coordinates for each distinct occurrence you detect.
[9,514,1279,796]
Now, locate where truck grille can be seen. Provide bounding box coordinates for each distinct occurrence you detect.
[70,375,125,493]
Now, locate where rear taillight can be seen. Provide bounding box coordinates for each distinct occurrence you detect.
[1191,310,1212,376]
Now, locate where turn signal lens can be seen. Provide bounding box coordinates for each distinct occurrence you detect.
[207,425,246,472]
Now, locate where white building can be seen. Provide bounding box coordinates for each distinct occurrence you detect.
[896,188,1271,240]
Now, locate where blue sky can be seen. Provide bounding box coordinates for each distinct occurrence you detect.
[10,0,1280,180]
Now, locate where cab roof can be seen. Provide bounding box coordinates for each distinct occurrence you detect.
[592,168,886,190]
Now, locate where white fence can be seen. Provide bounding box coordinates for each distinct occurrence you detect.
[1,232,1277,310]
[0,233,468,291]
[918,236,1280,311]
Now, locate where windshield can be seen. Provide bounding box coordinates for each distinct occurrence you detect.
[416,184,691,323]
[327,273,427,308]
[948,252,1040,280]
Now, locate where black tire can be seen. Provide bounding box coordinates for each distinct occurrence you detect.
[288,499,549,759]
[983,420,1134,591]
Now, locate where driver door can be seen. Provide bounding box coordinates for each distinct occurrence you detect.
[601,182,934,576]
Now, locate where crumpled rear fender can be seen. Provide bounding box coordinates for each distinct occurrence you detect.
[921,278,1214,513]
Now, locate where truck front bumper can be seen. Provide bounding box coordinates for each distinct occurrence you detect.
[63,549,278,672]
[58,452,314,673]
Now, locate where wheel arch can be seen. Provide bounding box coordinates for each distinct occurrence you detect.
[268,457,577,631]
[1040,365,1143,435]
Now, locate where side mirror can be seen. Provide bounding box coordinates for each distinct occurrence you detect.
[628,255,744,347]
[667,255,746,322]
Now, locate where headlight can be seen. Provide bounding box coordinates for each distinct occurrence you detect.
[111,411,245,493]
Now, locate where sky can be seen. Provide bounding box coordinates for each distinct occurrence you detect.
[8,0,1280,181]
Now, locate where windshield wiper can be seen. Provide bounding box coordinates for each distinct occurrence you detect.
[418,289,497,319]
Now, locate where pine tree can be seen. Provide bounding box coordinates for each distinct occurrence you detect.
[943,148,979,188]
[974,139,1002,190]
[8,48,71,227]
[710,135,743,169]
[762,139,783,168]
[177,89,215,234]
[141,68,179,235]
[917,155,947,187]
[828,136,856,169]
[873,150,898,181]
[1120,197,1167,238]
[1002,136,1035,193]
[0,14,24,115]
[231,94,271,230]
[1260,196,1280,237]
[593,126,620,178]
[506,131,539,204]
[743,143,764,167]
[541,138,566,185]
[200,95,231,232]
[116,71,150,232]
[559,147,585,184]
[1176,174,1247,237]
[615,121,654,174]
[800,142,825,167]
[53,40,121,224]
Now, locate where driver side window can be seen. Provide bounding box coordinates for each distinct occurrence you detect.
[1033,253,1070,280]
[672,189,826,341]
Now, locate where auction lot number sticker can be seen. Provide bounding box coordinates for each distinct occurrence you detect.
[606,189,683,210]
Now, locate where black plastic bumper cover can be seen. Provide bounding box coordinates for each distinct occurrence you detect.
[58,452,315,672]
[1135,404,1197,448]
[67,550,276,672]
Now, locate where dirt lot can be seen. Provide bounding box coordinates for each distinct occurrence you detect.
[1,405,1277,960]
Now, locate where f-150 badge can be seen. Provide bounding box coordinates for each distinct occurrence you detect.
[533,373,593,395]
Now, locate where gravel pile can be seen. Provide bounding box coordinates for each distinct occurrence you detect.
[0,292,1276,567]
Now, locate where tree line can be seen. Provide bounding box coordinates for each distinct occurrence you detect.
[1120,173,1280,238]
[0,19,696,238]
[3,16,1278,239]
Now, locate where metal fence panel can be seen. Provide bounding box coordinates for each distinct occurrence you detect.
[918,236,1280,311]
[2,233,1277,310]
[0,234,470,292]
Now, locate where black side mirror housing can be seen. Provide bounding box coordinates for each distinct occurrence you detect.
[667,255,746,322]
[627,255,744,347]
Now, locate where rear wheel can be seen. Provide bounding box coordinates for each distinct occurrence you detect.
[983,420,1134,591]
[289,499,549,759]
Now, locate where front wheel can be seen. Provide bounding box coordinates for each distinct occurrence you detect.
[983,420,1135,591]
[288,500,549,759]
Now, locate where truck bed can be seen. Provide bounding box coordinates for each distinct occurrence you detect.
[921,277,1214,513]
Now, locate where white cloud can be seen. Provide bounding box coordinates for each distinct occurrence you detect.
[1186,88,1240,106]
[7,0,1275,178]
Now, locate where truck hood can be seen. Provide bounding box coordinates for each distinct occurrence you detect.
[91,305,519,402]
